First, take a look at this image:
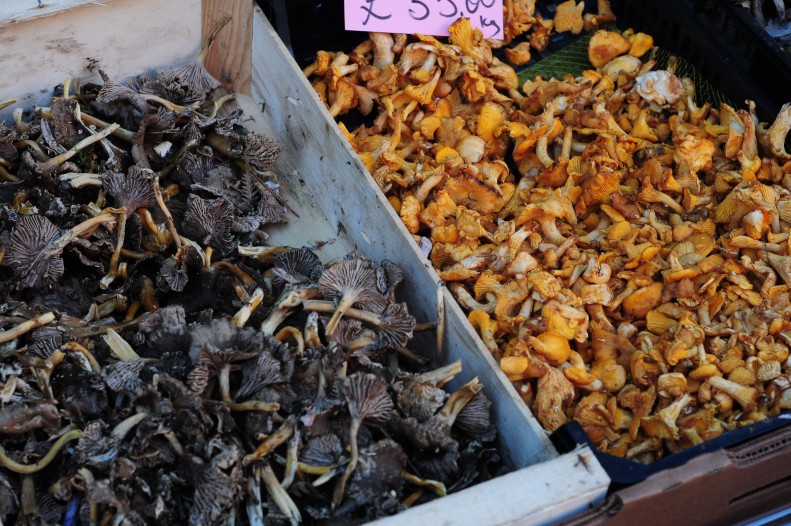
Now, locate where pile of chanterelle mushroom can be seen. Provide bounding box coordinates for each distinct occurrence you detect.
[307,12,791,463]
[0,49,500,525]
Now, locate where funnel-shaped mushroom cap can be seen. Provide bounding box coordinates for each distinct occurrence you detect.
[242,133,281,171]
[3,215,64,289]
[0,123,18,162]
[453,391,492,437]
[96,79,148,122]
[190,444,243,526]
[273,246,324,287]
[158,61,221,96]
[343,373,394,424]
[373,302,416,349]
[348,439,407,505]
[182,195,237,255]
[102,358,152,393]
[301,434,344,467]
[376,260,404,301]
[103,167,155,213]
[235,351,285,401]
[319,257,387,335]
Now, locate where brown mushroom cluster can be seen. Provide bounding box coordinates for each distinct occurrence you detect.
[0,55,501,524]
[308,18,791,462]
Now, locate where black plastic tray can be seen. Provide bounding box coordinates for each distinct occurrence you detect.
[258,0,791,488]
[551,415,791,489]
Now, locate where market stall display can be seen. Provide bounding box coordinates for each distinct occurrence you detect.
[305,10,791,465]
[0,1,610,525]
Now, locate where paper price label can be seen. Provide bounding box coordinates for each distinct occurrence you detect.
[344,0,504,40]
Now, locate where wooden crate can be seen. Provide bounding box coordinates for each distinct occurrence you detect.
[0,1,609,523]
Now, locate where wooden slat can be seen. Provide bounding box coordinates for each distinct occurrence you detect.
[373,447,609,526]
[249,6,557,469]
[201,0,253,94]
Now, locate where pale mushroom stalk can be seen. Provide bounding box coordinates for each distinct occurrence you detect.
[281,430,300,489]
[232,287,265,328]
[0,429,81,474]
[274,326,305,357]
[63,341,102,373]
[0,312,55,344]
[261,287,320,335]
[59,172,103,188]
[437,377,483,426]
[153,174,183,251]
[244,418,296,466]
[102,328,141,361]
[302,299,382,326]
[111,413,148,441]
[258,462,301,526]
[0,165,21,182]
[404,472,447,497]
[211,261,256,285]
[37,124,120,171]
[730,236,783,253]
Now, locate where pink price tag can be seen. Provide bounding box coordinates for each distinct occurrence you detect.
[344,0,504,40]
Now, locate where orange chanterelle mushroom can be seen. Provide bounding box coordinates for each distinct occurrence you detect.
[308,15,791,463]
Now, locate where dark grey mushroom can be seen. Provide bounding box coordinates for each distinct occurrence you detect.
[454,391,492,438]
[2,214,64,289]
[272,246,324,288]
[157,61,221,98]
[96,78,148,123]
[376,260,404,302]
[103,167,156,213]
[0,468,19,523]
[0,122,19,162]
[319,257,387,336]
[346,439,407,510]
[182,195,236,255]
[50,98,81,149]
[157,255,189,292]
[301,434,344,467]
[235,351,284,401]
[189,443,243,526]
[332,372,394,509]
[102,358,152,393]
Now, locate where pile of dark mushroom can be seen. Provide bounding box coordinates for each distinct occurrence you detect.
[0,53,502,525]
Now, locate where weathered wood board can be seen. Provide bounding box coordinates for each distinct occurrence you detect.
[0,1,611,522]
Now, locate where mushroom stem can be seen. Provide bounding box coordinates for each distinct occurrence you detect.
[111,413,147,440]
[208,93,236,119]
[0,312,55,344]
[63,341,102,373]
[244,418,296,466]
[258,462,302,526]
[324,296,357,336]
[15,139,50,161]
[78,112,135,141]
[281,430,300,489]
[232,287,265,328]
[0,429,81,474]
[331,417,360,510]
[438,377,483,426]
[212,261,256,285]
[124,301,141,322]
[0,98,15,110]
[237,245,290,262]
[218,364,233,403]
[297,462,338,475]
[302,299,382,326]
[395,347,428,365]
[204,247,213,268]
[102,328,140,361]
[101,212,128,289]
[70,213,117,239]
[413,359,462,388]
[0,165,21,182]
[404,472,447,496]
[274,326,305,357]
[261,287,320,335]
[227,400,280,412]
[140,277,159,312]
[59,172,103,188]
[153,175,182,251]
[38,124,120,171]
